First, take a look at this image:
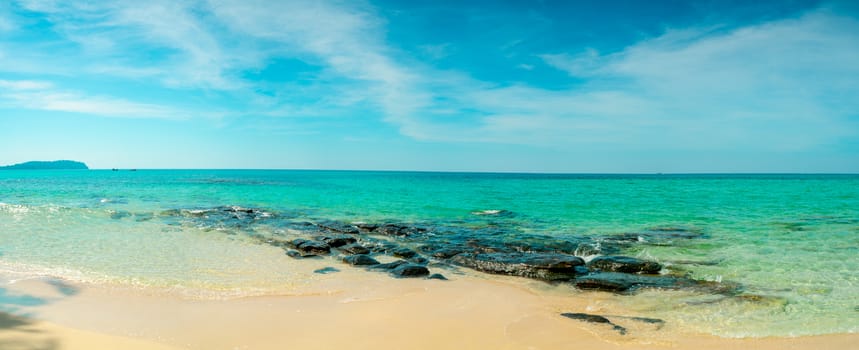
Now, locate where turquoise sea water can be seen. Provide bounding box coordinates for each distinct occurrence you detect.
[1,170,857,337]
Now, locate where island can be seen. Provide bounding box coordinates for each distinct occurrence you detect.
[0,160,89,170]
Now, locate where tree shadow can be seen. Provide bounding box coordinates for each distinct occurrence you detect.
[0,311,59,350]
[0,280,75,350]
[0,312,32,330]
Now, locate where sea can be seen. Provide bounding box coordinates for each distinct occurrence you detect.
[0,170,857,337]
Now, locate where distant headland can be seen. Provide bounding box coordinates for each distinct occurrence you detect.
[0,160,89,170]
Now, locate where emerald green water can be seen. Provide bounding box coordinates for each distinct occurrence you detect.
[1,170,857,337]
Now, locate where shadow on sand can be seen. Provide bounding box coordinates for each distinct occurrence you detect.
[0,278,81,350]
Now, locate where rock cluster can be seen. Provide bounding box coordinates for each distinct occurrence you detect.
[154,206,737,293]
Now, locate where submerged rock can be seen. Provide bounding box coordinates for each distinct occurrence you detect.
[587,256,662,274]
[372,223,428,237]
[289,239,331,255]
[338,243,371,255]
[153,206,736,295]
[601,226,706,247]
[626,316,665,326]
[408,256,429,265]
[317,221,360,235]
[313,267,340,274]
[342,254,380,266]
[355,223,380,232]
[367,260,410,271]
[390,247,418,258]
[158,205,275,231]
[450,253,586,281]
[427,273,448,280]
[134,212,154,222]
[285,250,319,259]
[560,313,627,335]
[573,272,716,293]
[428,247,465,259]
[109,210,132,220]
[390,264,430,278]
[320,235,357,248]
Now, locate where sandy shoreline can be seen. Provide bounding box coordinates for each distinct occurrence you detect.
[2,267,856,350]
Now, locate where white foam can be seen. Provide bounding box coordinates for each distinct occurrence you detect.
[472,209,502,215]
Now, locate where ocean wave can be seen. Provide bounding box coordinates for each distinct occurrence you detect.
[471,209,514,217]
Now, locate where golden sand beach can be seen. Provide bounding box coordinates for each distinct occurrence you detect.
[2,267,856,350]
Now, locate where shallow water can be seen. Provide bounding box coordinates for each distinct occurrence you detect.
[0,170,857,337]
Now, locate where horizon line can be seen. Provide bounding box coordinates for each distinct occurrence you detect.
[77,168,859,175]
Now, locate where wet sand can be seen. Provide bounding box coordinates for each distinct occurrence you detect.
[2,267,856,350]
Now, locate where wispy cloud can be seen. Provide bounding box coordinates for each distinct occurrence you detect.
[207,0,430,126]
[0,79,188,119]
[394,9,859,151]
[3,1,857,155]
[5,0,423,121]
[0,79,53,90]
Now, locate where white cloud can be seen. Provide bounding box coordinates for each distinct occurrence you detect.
[0,80,54,90]
[207,0,429,123]
[3,1,857,153]
[0,79,187,119]
[528,12,859,149]
[414,9,859,150]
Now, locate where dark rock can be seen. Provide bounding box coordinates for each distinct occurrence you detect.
[561,312,612,324]
[363,240,400,253]
[289,239,331,255]
[428,248,466,259]
[367,260,410,271]
[355,223,379,232]
[285,250,317,259]
[409,256,429,265]
[574,275,634,292]
[320,235,357,248]
[374,224,427,237]
[390,264,430,278]
[587,256,662,274]
[449,253,585,281]
[560,313,627,335]
[627,316,664,325]
[317,221,360,234]
[510,239,598,255]
[601,226,706,248]
[339,243,370,255]
[465,239,511,254]
[283,221,319,232]
[574,272,708,293]
[342,254,380,266]
[157,206,275,231]
[390,247,417,259]
[313,267,340,274]
[427,273,448,280]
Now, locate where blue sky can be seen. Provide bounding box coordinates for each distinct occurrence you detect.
[1,0,858,172]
